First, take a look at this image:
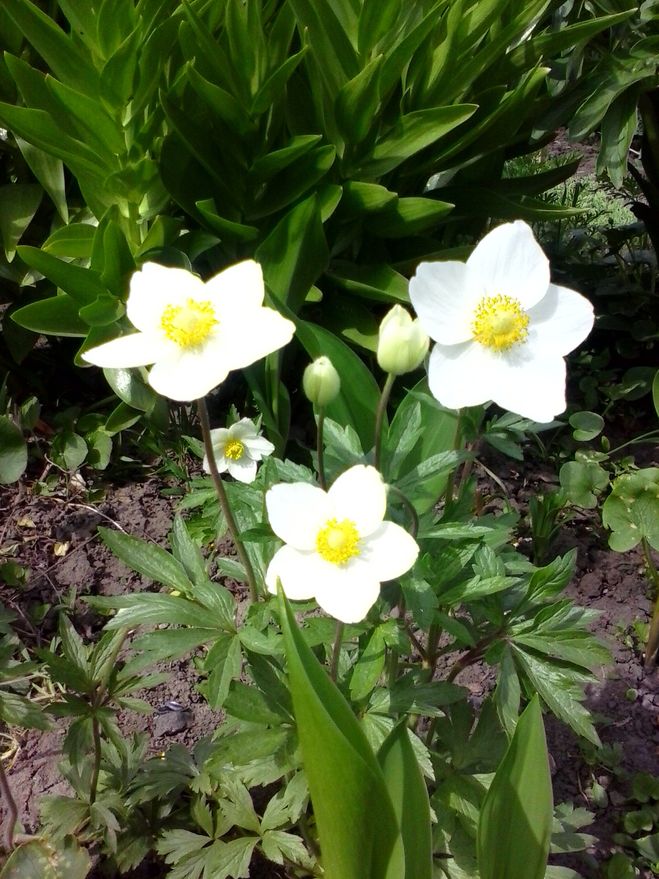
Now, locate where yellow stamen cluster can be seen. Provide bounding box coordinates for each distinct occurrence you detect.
[224,439,244,461]
[161,299,217,349]
[316,518,360,566]
[471,294,529,351]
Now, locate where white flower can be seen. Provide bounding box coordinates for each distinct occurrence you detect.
[377,304,429,375]
[203,418,274,483]
[409,221,595,423]
[302,356,341,407]
[82,260,295,401]
[265,465,419,623]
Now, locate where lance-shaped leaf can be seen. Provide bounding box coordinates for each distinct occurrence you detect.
[279,589,404,879]
[378,723,432,879]
[477,696,553,879]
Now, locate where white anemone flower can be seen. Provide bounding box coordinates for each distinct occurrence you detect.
[265,465,419,623]
[82,260,295,401]
[409,220,595,423]
[203,418,274,483]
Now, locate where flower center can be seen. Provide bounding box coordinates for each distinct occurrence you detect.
[471,294,529,351]
[316,518,360,566]
[160,299,217,349]
[224,439,244,461]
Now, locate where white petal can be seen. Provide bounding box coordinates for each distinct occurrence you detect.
[228,419,258,440]
[244,435,275,460]
[202,451,228,475]
[266,482,330,550]
[327,465,385,536]
[265,546,318,599]
[209,427,230,448]
[127,263,205,333]
[426,342,496,410]
[204,260,265,312]
[362,522,419,581]
[527,284,594,356]
[82,332,168,368]
[227,456,258,483]
[491,351,567,422]
[218,307,295,370]
[147,347,230,400]
[466,221,550,309]
[409,260,474,344]
[313,559,381,623]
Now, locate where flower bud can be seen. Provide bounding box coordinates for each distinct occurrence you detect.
[377,305,429,375]
[303,356,341,407]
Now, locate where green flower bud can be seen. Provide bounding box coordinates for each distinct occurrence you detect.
[377,305,429,375]
[303,356,341,407]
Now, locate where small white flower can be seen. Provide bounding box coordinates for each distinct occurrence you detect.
[203,418,274,483]
[82,260,295,401]
[265,465,419,623]
[377,304,429,375]
[409,221,595,423]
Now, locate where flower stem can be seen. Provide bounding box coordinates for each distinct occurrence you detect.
[0,756,18,852]
[642,538,659,668]
[316,408,327,491]
[442,409,464,507]
[330,621,345,682]
[374,373,396,472]
[197,398,259,603]
[89,713,102,805]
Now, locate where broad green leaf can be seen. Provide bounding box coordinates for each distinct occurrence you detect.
[0,690,51,730]
[368,196,453,237]
[0,837,90,879]
[43,224,95,258]
[569,411,604,442]
[378,723,432,879]
[17,246,108,304]
[98,527,194,594]
[279,590,404,879]
[251,145,336,218]
[256,195,329,313]
[0,183,42,261]
[653,369,659,418]
[328,262,409,303]
[602,468,659,552]
[0,416,27,484]
[335,54,383,144]
[11,294,88,337]
[559,460,609,509]
[338,181,397,216]
[102,367,157,413]
[477,697,553,879]
[363,105,477,176]
[195,200,259,243]
[171,515,207,584]
[250,135,322,180]
[90,593,216,630]
[50,430,87,471]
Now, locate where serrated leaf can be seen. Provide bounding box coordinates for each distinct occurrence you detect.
[98,527,194,594]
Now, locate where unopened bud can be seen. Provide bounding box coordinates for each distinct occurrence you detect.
[303,356,341,407]
[377,305,429,375]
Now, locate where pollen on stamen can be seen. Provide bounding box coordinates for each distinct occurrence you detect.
[161,299,218,349]
[224,439,244,461]
[316,518,360,566]
[471,294,529,351]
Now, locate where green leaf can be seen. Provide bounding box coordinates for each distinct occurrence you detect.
[43,224,95,258]
[363,105,477,175]
[0,183,42,261]
[98,527,194,594]
[477,697,553,879]
[255,194,329,314]
[287,0,359,95]
[15,137,68,223]
[102,367,157,413]
[260,830,314,869]
[559,460,609,509]
[0,416,27,484]
[367,196,453,237]
[207,837,257,879]
[602,468,659,553]
[569,411,604,442]
[652,369,659,419]
[327,262,409,303]
[0,837,91,879]
[336,54,383,144]
[378,723,432,879]
[17,246,108,304]
[204,635,242,709]
[11,294,88,337]
[350,626,387,701]
[279,589,404,879]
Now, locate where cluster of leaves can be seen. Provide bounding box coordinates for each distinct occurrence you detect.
[0,0,638,452]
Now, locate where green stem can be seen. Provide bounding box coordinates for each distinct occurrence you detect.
[607,429,659,456]
[374,373,396,472]
[0,756,18,852]
[330,621,345,682]
[198,398,259,603]
[442,409,464,507]
[642,538,659,668]
[316,408,327,491]
[89,713,102,805]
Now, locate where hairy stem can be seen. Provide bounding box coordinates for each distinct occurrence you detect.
[374,374,396,473]
[198,397,259,603]
[0,756,18,852]
[316,408,327,491]
[89,713,102,806]
[330,621,345,682]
